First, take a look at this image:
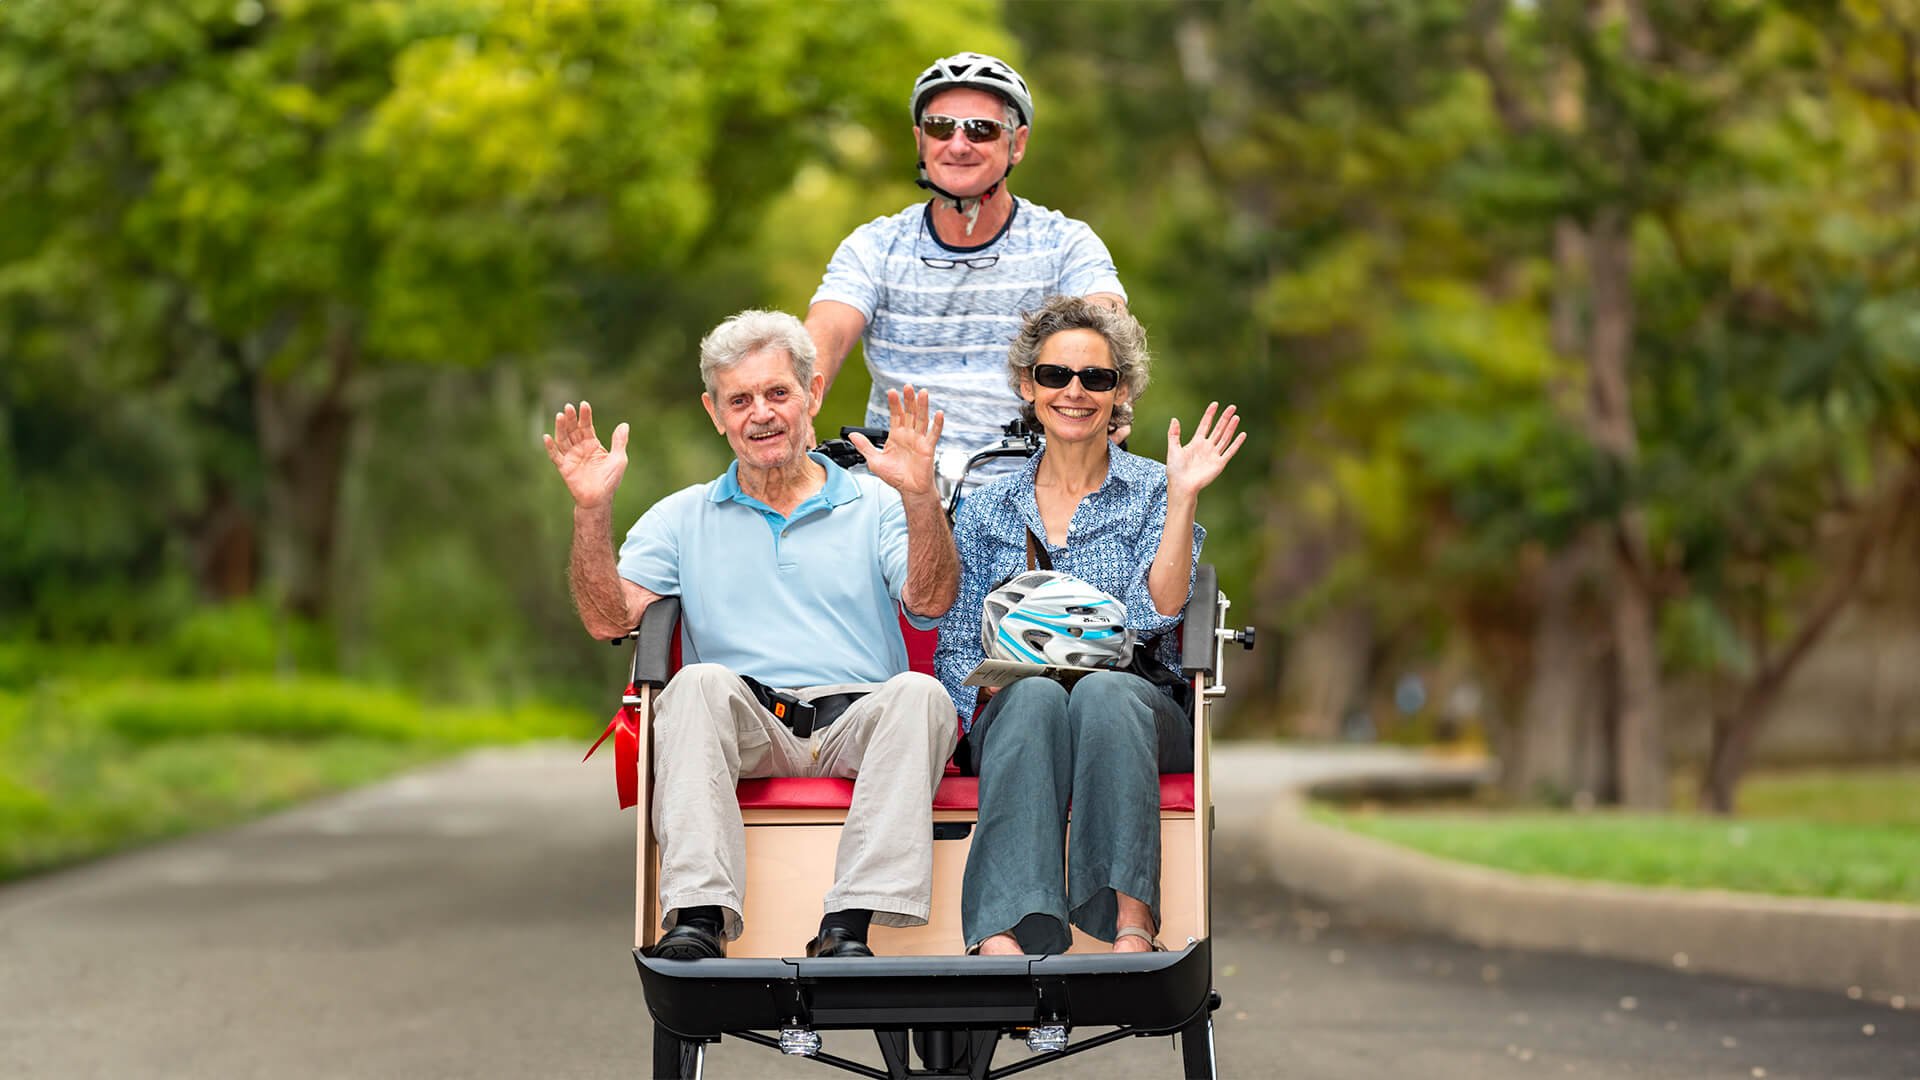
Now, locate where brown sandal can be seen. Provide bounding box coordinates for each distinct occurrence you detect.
[1113,926,1166,952]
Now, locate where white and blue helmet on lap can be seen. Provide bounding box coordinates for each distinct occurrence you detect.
[982,570,1134,669]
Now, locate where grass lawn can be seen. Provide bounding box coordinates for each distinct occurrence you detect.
[1310,767,1920,905]
[0,678,590,883]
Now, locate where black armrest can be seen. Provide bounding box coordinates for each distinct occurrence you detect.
[630,596,681,689]
[1180,565,1219,678]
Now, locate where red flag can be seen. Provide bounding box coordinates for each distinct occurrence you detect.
[584,684,642,809]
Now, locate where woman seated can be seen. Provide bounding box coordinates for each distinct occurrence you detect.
[934,295,1244,956]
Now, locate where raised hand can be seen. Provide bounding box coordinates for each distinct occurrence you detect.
[1165,402,1245,501]
[543,401,630,509]
[850,385,943,499]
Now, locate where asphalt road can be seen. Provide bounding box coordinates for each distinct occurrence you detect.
[1,745,1914,1079]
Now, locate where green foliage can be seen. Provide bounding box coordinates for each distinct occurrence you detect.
[1,0,990,699]
[1012,1,1507,609]
[160,601,327,676]
[84,676,581,743]
[1004,0,1920,751]
[1657,595,1752,677]
[0,730,449,882]
[1313,768,1920,903]
[3,675,582,748]
[5,0,1918,806]
[1729,766,1920,826]
[0,678,588,880]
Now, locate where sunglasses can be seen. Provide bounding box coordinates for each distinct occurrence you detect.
[919,114,1013,144]
[1031,364,1121,392]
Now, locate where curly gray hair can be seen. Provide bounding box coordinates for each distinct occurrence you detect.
[698,310,817,397]
[1005,295,1150,430]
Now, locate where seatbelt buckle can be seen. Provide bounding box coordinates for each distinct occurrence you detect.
[770,693,819,738]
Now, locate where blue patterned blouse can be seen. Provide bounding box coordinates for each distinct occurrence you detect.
[934,446,1205,728]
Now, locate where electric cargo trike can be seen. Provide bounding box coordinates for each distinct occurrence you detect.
[591,426,1254,1079]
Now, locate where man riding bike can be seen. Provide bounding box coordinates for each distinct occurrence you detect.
[805,52,1131,490]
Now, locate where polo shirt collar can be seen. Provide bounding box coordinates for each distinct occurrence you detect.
[710,451,861,513]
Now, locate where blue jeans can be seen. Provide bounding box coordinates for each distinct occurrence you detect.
[961,671,1194,953]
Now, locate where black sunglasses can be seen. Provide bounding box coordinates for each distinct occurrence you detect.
[919,114,1012,144]
[1031,364,1120,392]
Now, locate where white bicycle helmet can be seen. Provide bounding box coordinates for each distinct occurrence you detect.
[982,570,1134,669]
[909,52,1034,129]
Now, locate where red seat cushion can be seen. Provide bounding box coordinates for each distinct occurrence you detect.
[735,773,1195,814]
[670,616,1198,814]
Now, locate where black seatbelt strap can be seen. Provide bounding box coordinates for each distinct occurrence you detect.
[738,676,866,738]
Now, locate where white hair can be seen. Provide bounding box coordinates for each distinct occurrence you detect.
[697,310,816,396]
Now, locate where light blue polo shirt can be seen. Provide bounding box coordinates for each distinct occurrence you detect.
[616,452,938,688]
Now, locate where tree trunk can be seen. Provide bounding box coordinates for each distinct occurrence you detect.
[1509,538,1598,801]
[1498,219,1602,803]
[1700,460,1920,811]
[1282,604,1372,740]
[189,484,259,601]
[1608,523,1667,807]
[1586,206,1669,808]
[1573,648,1613,804]
[1253,431,1367,740]
[257,314,357,623]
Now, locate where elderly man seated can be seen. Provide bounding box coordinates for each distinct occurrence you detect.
[544,309,960,960]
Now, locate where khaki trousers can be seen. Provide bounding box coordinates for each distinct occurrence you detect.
[650,663,959,940]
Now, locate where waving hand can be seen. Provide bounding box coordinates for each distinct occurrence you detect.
[850,386,944,500]
[543,401,630,509]
[1165,402,1246,502]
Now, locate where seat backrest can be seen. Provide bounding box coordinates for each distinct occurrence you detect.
[901,617,939,678]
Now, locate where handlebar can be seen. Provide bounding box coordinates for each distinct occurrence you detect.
[813,420,1044,520]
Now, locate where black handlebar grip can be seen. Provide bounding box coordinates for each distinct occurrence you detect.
[631,596,681,689]
[1180,564,1220,677]
[839,426,890,447]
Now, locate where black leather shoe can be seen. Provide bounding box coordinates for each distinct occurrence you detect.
[649,923,726,960]
[804,927,875,958]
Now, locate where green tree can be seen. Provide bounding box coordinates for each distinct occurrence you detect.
[1,0,983,664]
[1009,0,1918,814]
[1636,0,1920,810]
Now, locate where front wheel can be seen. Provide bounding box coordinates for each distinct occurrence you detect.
[651,1021,703,1079]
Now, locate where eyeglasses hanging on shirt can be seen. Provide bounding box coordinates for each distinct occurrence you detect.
[920,253,999,270]
[917,218,1000,270]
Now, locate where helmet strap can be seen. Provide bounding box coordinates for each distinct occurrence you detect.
[916,161,1013,238]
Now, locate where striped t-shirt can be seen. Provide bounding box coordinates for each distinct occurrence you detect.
[811,198,1126,484]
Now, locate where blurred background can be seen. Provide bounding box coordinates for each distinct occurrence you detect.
[3,0,1917,881]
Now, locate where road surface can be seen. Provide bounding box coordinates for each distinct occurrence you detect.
[1,746,1913,1078]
